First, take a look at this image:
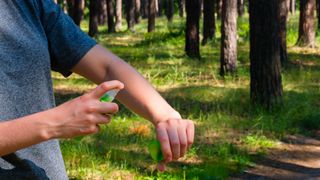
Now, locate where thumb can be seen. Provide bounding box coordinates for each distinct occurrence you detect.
[157,162,166,172]
[90,80,124,99]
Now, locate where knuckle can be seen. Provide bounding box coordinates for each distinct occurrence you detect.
[86,115,95,123]
[86,105,96,113]
[188,139,194,146]
[158,136,169,143]
[171,141,180,147]
[180,141,188,148]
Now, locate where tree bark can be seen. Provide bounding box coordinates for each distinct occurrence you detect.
[297,0,316,47]
[279,0,288,64]
[178,0,185,17]
[107,0,116,32]
[185,0,201,59]
[148,0,156,32]
[166,0,174,22]
[141,0,149,18]
[126,0,136,31]
[98,0,107,25]
[135,0,141,23]
[220,0,237,76]
[237,0,245,17]
[116,0,123,31]
[202,0,216,45]
[89,0,99,37]
[290,0,296,14]
[74,0,85,26]
[317,0,320,30]
[158,0,163,16]
[249,0,283,108]
[216,0,223,19]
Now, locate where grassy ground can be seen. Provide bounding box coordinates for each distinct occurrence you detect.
[53,13,320,179]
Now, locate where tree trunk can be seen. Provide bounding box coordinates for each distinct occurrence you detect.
[158,0,163,16]
[107,0,116,32]
[135,0,141,23]
[317,0,320,30]
[297,0,316,47]
[126,0,136,31]
[249,0,283,108]
[237,0,245,17]
[67,0,74,18]
[290,0,296,14]
[116,0,122,31]
[220,0,237,76]
[73,0,85,26]
[89,0,99,37]
[98,0,107,25]
[217,0,223,19]
[178,0,185,17]
[141,0,149,18]
[202,0,216,45]
[166,0,174,22]
[279,0,288,64]
[148,0,156,32]
[185,0,201,59]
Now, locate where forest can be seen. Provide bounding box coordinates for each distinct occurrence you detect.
[52,0,320,179]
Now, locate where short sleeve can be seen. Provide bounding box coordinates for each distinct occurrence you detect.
[39,0,97,77]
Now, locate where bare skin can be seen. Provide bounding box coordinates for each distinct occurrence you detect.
[0,45,195,171]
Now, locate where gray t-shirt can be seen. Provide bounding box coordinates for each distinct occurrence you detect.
[0,0,96,179]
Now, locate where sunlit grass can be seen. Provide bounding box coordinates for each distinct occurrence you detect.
[54,12,320,179]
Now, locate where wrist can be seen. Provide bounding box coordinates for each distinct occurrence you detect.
[36,108,61,141]
[152,110,182,126]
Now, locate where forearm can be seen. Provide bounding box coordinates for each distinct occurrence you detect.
[0,110,55,156]
[72,45,181,124]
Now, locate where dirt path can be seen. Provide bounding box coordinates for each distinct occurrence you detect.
[233,135,320,179]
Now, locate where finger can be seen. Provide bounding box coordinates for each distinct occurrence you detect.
[186,120,195,149]
[177,126,188,158]
[167,127,180,160]
[157,162,166,172]
[95,113,112,124]
[90,80,124,99]
[156,125,172,163]
[90,102,119,114]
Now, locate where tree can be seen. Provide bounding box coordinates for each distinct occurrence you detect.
[89,0,99,37]
[135,0,141,23]
[249,0,283,108]
[148,0,156,32]
[178,0,185,17]
[158,0,163,16]
[317,0,320,30]
[98,0,107,25]
[216,0,223,19]
[237,0,245,17]
[141,0,149,18]
[185,0,201,58]
[116,0,122,31]
[289,0,296,14]
[126,0,136,31]
[107,0,116,32]
[279,0,288,64]
[166,0,174,22]
[202,0,216,45]
[220,0,237,76]
[297,0,316,47]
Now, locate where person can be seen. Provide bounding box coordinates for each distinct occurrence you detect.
[0,0,194,179]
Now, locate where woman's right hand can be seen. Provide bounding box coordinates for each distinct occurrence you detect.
[47,80,124,139]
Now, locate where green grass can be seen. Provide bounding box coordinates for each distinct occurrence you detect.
[53,13,320,179]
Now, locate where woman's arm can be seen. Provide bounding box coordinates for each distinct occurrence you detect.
[72,45,195,169]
